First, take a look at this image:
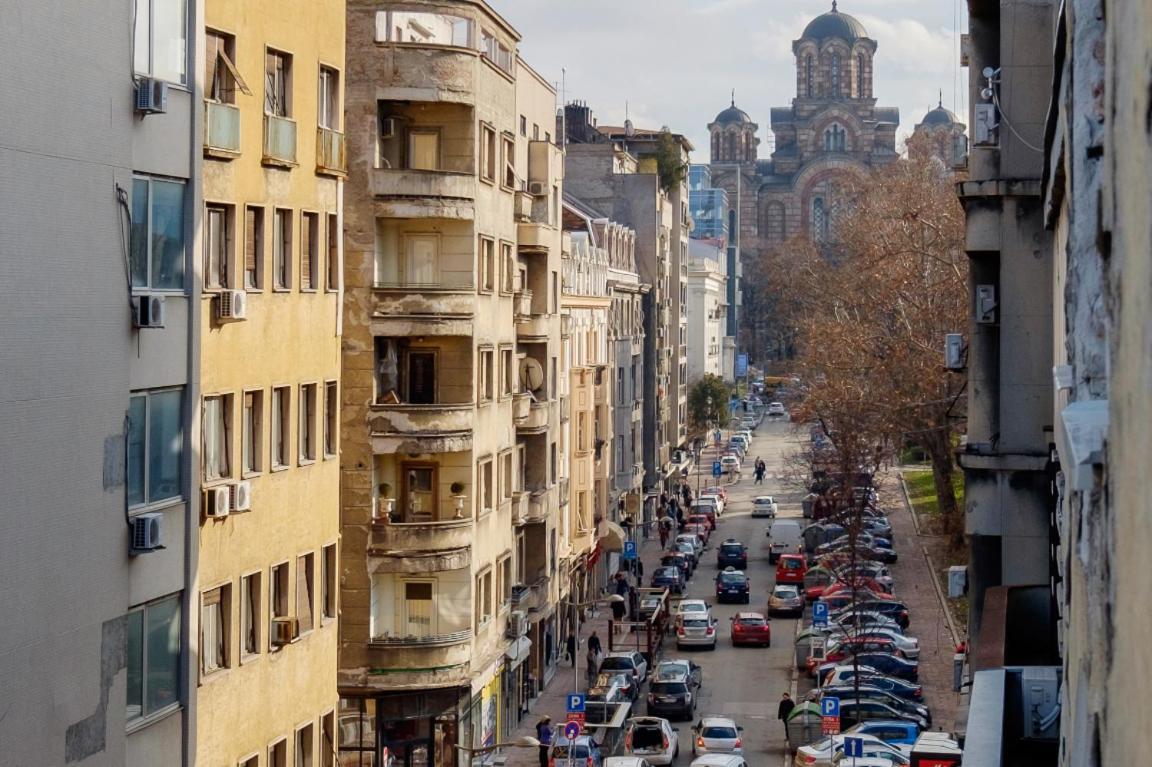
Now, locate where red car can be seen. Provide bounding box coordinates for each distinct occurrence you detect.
[687,513,716,531]
[824,636,906,664]
[775,554,807,585]
[820,580,893,601]
[730,612,772,647]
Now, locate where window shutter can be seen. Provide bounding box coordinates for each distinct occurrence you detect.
[245,208,258,277]
[205,34,221,99]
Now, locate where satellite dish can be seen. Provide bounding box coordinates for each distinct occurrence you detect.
[519,358,544,393]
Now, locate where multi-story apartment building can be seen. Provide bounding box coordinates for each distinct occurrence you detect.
[689,164,737,380]
[340,2,564,762]
[194,0,345,764]
[0,1,200,763]
[686,239,729,383]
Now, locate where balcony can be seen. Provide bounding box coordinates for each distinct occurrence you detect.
[526,485,557,522]
[515,314,550,342]
[518,222,555,254]
[370,516,473,559]
[516,399,554,435]
[316,126,346,176]
[514,190,533,221]
[370,169,476,220]
[263,115,297,166]
[510,577,550,612]
[204,101,240,157]
[371,286,475,337]
[514,289,533,319]
[512,392,532,422]
[369,403,474,454]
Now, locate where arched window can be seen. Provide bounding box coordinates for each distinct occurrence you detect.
[856,53,866,97]
[805,55,814,98]
[830,53,841,98]
[812,197,829,242]
[761,202,785,245]
[823,124,846,152]
[711,131,720,160]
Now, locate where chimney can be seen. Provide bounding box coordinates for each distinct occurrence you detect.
[564,101,596,144]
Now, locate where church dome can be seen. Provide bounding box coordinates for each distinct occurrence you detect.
[802,2,868,42]
[714,101,753,125]
[921,103,959,126]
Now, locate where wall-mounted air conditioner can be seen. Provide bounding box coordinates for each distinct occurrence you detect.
[132,294,166,329]
[527,181,547,197]
[130,512,164,554]
[203,485,231,518]
[271,617,300,645]
[217,290,248,321]
[135,77,169,115]
[230,480,253,512]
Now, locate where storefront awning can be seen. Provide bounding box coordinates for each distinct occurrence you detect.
[504,636,533,669]
[598,521,626,552]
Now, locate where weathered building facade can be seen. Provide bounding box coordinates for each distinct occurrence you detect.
[340,2,564,762]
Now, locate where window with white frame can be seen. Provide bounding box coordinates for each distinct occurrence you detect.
[205,203,233,290]
[134,0,187,83]
[269,738,287,767]
[271,386,290,468]
[240,755,259,767]
[480,123,496,182]
[501,134,516,189]
[206,29,248,104]
[131,176,186,290]
[203,394,233,482]
[127,388,184,508]
[318,66,340,130]
[270,562,289,623]
[500,241,515,293]
[201,584,231,675]
[326,213,340,291]
[477,456,494,515]
[498,554,512,608]
[299,383,317,462]
[241,571,261,657]
[499,450,513,501]
[242,390,263,475]
[273,208,293,289]
[478,349,494,402]
[500,348,514,398]
[321,711,336,767]
[475,569,493,627]
[245,206,265,290]
[126,594,182,721]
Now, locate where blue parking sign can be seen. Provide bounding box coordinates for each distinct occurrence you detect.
[843,737,864,758]
[712,460,723,478]
[820,697,840,718]
[813,601,829,626]
[567,693,585,713]
[622,541,637,560]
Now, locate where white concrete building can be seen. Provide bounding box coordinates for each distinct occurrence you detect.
[686,239,730,382]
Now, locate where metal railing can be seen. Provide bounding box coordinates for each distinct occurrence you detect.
[204,101,240,153]
[263,114,297,165]
[316,126,346,174]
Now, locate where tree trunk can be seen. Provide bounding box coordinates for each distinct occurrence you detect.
[923,428,963,547]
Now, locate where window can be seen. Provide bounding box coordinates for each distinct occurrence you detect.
[805,55,813,97]
[203,393,233,481]
[242,390,263,475]
[477,457,495,514]
[480,123,496,182]
[265,49,292,117]
[501,134,516,189]
[408,130,440,171]
[321,543,337,620]
[240,755,259,767]
[500,348,514,397]
[475,569,493,627]
[269,738,287,767]
[271,562,289,624]
[241,571,261,657]
[321,711,336,767]
[326,213,340,291]
[498,555,512,608]
[323,381,338,458]
[296,723,315,767]
[318,66,340,130]
[532,124,540,140]
[201,584,231,675]
[271,386,290,468]
[516,445,526,492]
[500,241,515,293]
[545,131,551,144]
[403,234,440,285]
[131,177,186,289]
[499,450,513,500]
[206,30,246,103]
[205,204,233,289]
[126,594,181,721]
[479,236,495,292]
[856,53,866,97]
[616,435,624,471]
[479,28,513,73]
[577,412,588,453]
[830,53,841,97]
[127,389,184,507]
[823,124,846,152]
[478,349,494,402]
[297,553,315,634]
[245,206,265,289]
[134,0,187,83]
[273,208,293,289]
[299,383,317,462]
[550,442,557,484]
[519,115,527,136]
[812,197,829,242]
[301,213,319,290]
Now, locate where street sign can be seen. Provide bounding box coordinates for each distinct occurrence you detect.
[812,601,829,626]
[566,693,585,713]
[843,737,865,758]
[712,460,722,478]
[564,720,582,739]
[622,541,637,561]
[735,353,749,378]
[820,696,841,735]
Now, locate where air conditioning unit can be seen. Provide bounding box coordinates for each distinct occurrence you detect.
[203,485,231,518]
[130,512,164,554]
[379,117,397,139]
[505,610,528,639]
[230,480,253,512]
[135,77,169,115]
[217,289,248,321]
[271,617,300,646]
[132,294,166,329]
[527,181,547,197]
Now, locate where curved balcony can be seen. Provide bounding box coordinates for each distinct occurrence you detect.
[526,485,557,522]
[512,392,532,422]
[371,169,476,220]
[369,518,473,573]
[369,403,474,454]
[518,222,555,253]
[516,400,554,435]
[515,314,550,342]
[360,639,474,689]
[370,629,472,648]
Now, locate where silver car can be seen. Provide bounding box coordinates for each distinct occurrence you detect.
[691,716,743,756]
[826,626,920,660]
[768,585,804,617]
[677,617,718,650]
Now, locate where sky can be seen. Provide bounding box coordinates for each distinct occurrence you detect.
[489,0,968,159]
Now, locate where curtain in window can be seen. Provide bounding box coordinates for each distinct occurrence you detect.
[297,558,314,632]
[203,397,227,480]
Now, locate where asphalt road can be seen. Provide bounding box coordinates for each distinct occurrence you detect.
[660,414,805,766]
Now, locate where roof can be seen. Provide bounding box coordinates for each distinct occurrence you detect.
[921,103,960,126]
[713,101,753,126]
[802,2,869,41]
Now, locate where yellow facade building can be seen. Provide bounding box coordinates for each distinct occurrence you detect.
[196,0,345,763]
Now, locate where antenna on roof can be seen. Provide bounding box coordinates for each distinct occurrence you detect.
[731,89,735,107]
[832,0,838,11]
[938,88,943,108]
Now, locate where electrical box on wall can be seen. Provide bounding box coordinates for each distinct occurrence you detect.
[944,334,965,370]
[976,285,997,324]
[973,103,998,145]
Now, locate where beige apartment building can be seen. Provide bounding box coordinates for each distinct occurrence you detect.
[195,0,346,764]
[340,2,564,764]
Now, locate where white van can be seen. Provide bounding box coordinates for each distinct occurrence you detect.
[766,519,804,563]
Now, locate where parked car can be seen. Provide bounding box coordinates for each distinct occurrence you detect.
[699,492,726,515]
[768,584,804,617]
[685,523,711,546]
[830,600,910,629]
[623,716,680,764]
[651,567,685,595]
[600,650,649,683]
[646,677,696,721]
[674,540,700,568]
[730,612,772,647]
[832,698,927,732]
[817,665,923,701]
[604,758,651,767]
[690,756,748,767]
[828,611,905,635]
[660,552,692,580]
[831,755,909,767]
[638,594,665,624]
[767,402,787,416]
[823,637,908,665]
[793,733,903,767]
[775,553,808,585]
[694,496,722,518]
[691,716,743,756]
[703,486,728,502]
[588,672,632,705]
[716,539,748,569]
[767,519,804,563]
[823,627,919,660]
[720,456,741,475]
[715,568,751,604]
[654,658,703,692]
[676,534,704,559]
[839,720,922,750]
[688,513,716,532]
[751,496,778,518]
[821,690,931,729]
[677,616,718,651]
[550,736,603,767]
[817,541,898,564]
[850,653,919,682]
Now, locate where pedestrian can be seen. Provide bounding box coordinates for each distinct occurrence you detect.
[777,692,795,737]
[658,514,670,548]
[632,557,644,582]
[586,645,600,685]
[611,593,627,634]
[614,572,629,598]
[588,630,602,656]
[565,630,577,666]
[536,716,553,767]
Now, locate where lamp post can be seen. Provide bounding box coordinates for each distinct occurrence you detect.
[455,735,541,767]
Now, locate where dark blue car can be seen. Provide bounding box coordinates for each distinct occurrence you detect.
[715,567,750,603]
[716,539,748,569]
[651,566,685,595]
[853,652,919,682]
[842,719,922,748]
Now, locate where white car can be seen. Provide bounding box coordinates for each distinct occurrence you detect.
[605,758,652,767]
[720,456,741,474]
[751,496,778,518]
[623,717,679,765]
[600,650,649,684]
[691,716,743,756]
[676,534,704,558]
[675,599,712,628]
[792,733,903,767]
[690,755,748,767]
[767,402,787,416]
[699,492,725,514]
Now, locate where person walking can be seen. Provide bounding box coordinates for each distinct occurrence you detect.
[585,645,599,687]
[536,716,553,767]
[565,630,577,666]
[658,514,670,549]
[588,630,602,657]
[777,692,795,738]
[611,592,627,634]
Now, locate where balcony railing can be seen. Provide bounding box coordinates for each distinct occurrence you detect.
[370,628,472,647]
[316,126,346,175]
[370,516,473,553]
[263,115,297,166]
[204,101,240,155]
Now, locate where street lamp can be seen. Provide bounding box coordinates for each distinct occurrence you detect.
[455,735,541,767]
[564,593,626,696]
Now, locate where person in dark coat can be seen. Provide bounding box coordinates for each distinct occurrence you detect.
[565,630,577,666]
[611,595,627,634]
[777,692,795,736]
[588,631,602,656]
[536,716,553,767]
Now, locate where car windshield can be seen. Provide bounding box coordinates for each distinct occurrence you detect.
[719,572,745,584]
[655,568,678,578]
[720,544,743,554]
[774,587,797,598]
[600,657,633,671]
[680,603,705,613]
[781,558,803,570]
[595,673,626,687]
[650,681,688,694]
[702,726,738,739]
[655,664,687,679]
[756,498,774,505]
[736,616,766,626]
